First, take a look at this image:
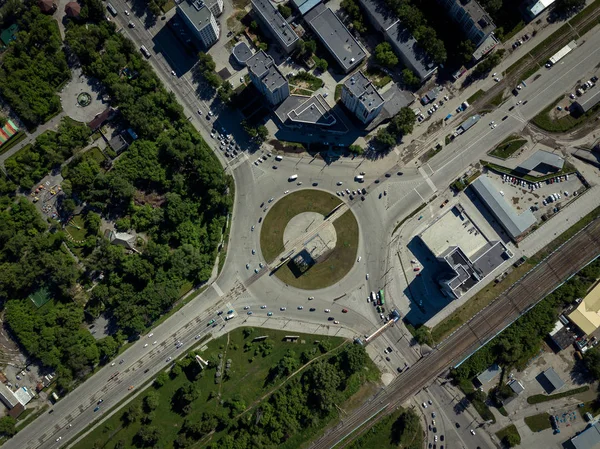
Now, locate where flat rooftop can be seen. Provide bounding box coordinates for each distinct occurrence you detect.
[518,149,564,172]
[232,41,253,64]
[178,0,213,30]
[460,0,495,34]
[577,88,600,113]
[275,94,349,133]
[357,0,398,31]
[385,22,436,80]
[251,0,299,48]
[420,206,488,258]
[247,50,287,94]
[305,4,365,72]
[344,72,385,111]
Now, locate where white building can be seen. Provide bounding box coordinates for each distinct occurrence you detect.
[247,50,290,106]
[177,0,221,48]
[341,71,385,124]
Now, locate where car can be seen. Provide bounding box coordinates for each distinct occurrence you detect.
[166,356,172,362]
[227,309,234,314]
[208,319,215,325]
[124,9,130,15]
[434,436,438,442]
[128,385,134,390]
[455,422,460,428]
[324,308,331,313]
[440,435,444,441]
[334,320,339,324]
[97,399,104,404]
[470,429,476,435]
[422,402,428,408]
[557,106,562,111]
[247,311,253,315]
[328,316,334,321]
[153,340,157,345]
[94,406,100,412]
[385,356,390,361]
[246,263,250,269]
[128,21,135,28]
[308,296,315,300]
[144,343,148,347]
[267,312,273,316]
[397,366,403,373]
[387,346,393,352]
[297,306,303,310]
[171,70,176,76]
[254,268,259,273]
[366,273,369,280]
[337,181,343,185]
[240,77,245,83]
[280,307,286,311]
[342,308,348,313]
[244,305,250,310]
[428,399,432,405]
[208,110,214,116]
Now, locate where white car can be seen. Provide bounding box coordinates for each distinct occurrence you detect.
[434,436,438,442]
[252,249,256,255]
[208,110,214,116]
[197,109,202,115]
[324,309,331,313]
[246,263,250,269]
[240,77,244,83]
[144,343,148,348]
[124,9,130,15]
[148,333,154,338]
[171,70,176,76]
[280,307,287,311]
[261,305,267,309]
[244,305,250,310]
[422,402,428,408]
[152,340,157,345]
[366,273,369,280]
[470,429,476,435]
[337,181,343,186]
[357,256,361,262]
[284,190,290,194]
[333,320,339,324]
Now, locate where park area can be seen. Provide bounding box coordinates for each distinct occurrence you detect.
[260,190,359,290]
[73,327,379,449]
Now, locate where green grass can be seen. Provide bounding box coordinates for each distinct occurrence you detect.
[489,92,506,107]
[524,412,552,432]
[495,424,521,446]
[260,190,342,263]
[273,209,359,290]
[364,67,392,88]
[72,327,350,449]
[527,386,590,404]
[489,135,526,159]
[65,215,88,241]
[335,84,343,101]
[0,130,27,155]
[348,408,423,449]
[289,72,324,91]
[86,146,106,164]
[532,95,600,132]
[162,0,176,11]
[501,21,526,42]
[467,89,485,104]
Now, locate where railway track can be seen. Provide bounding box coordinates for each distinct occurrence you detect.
[311,218,600,449]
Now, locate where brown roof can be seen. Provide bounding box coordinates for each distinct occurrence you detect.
[8,403,24,419]
[65,1,81,17]
[38,0,56,13]
[87,108,113,131]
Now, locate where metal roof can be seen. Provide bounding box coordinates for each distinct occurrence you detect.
[571,422,600,449]
[232,41,253,65]
[178,0,213,32]
[508,379,524,394]
[476,363,500,384]
[575,89,600,113]
[291,0,321,15]
[458,114,481,132]
[528,0,556,17]
[541,367,565,392]
[471,175,536,240]
[518,150,564,172]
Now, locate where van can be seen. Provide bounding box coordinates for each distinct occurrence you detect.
[140,46,151,58]
[288,174,298,182]
[275,155,283,161]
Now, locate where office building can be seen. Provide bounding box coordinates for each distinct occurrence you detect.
[247,50,290,106]
[341,71,385,124]
[177,0,221,48]
[251,0,299,53]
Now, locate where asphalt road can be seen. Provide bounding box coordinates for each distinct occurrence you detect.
[6,6,600,449]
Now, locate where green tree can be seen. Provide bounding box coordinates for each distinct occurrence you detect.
[375,128,396,147]
[554,0,585,13]
[314,57,328,72]
[277,3,292,18]
[305,360,342,412]
[584,346,600,380]
[348,144,364,155]
[503,432,521,448]
[341,343,367,374]
[217,81,234,103]
[135,425,160,447]
[402,68,420,89]
[391,409,422,448]
[458,39,476,64]
[172,382,200,414]
[0,416,17,437]
[374,42,398,67]
[123,403,142,425]
[154,371,169,388]
[389,107,416,136]
[144,391,160,412]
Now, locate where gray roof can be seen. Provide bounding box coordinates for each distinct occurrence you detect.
[0,383,19,409]
[291,0,321,15]
[357,0,398,31]
[304,4,365,72]
[459,114,481,132]
[247,50,287,94]
[178,0,213,31]
[508,379,525,394]
[575,89,600,113]
[518,150,564,172]
[471,175,536,239]
[541,367,565,392]
[345,71,385,111]
[458,0,495,34]
[275,94,348,134]
[571,422,600,449]
[385,22,436,80]
[232,41,253,64]
[476,363,500,384]
[251,0,299,48]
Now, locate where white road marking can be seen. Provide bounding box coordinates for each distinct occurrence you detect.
[213,283,224,297]
[418,167,437,193]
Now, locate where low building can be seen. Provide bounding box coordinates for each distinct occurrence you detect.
[341,71,385,124]
[0,24,18,47]
[232,41,253,66]
[275,94,348,134]
[475,363,501,386]
[549,320,575,351]
[251,0,299,54]
[527,0,556,19]
[508,379,525,395]
[304,4,366,73]
[538,367,565,393]
[87,108,114,131]
[516,150,564,175]
[177,0,221,48]
[572,89,600,115]
[569,282,600,336]
[14,387,33,406]
[109,231,137,251]
[64,1,81,18]
[38,0,57,14]
[421,86,441,105]
[246,50,290,106]
[0,383,20,410]
[291,0,321,15]
[109,134,128,154]
[569,421,600,449]
[471,175,536,241]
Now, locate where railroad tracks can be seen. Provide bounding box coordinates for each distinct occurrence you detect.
[311,218,600,449]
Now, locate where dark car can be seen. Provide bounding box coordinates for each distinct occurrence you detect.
[309,308,316,311]
[455,422,461,428]
[385,173,391,177]
[502,115,508,121]
[328,317,334,321]
[509,106,515,111]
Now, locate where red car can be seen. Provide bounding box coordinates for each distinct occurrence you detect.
[342,308,348,313]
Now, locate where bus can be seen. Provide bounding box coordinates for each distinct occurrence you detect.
[379,289,385,305]
[107,2,118,16]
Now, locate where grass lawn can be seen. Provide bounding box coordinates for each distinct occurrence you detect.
[0,130,26,155]
[72,327,358,449]
[335,84,343,101]
[347,409,403,449]
[86,146,106,164]
[524,412,552,432]
[162,0,176,11]
[274,209,359,290]
[65,214,88,241]
[467,89,485,104]
[532,96,600,132]
[495,424,521,446]
[489,92,506,107]
[289,72,324,92]
[527,386,590,404]
[260,190,342,262]
[489,135,526,159]
[364,67,392,88]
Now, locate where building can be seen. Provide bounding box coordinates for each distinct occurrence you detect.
[527,0,556,19]
[516,150,564,175]
[64,1,81,18]
[38,0,57,14]
[458,114,481,133]
[0,24,18,47]
[357,0,436,80]
[87,108,114,131]
[419,205,511,299]
[549,319,576,351]
[569,283,600,336]
[275,94,348,134]
[251,0,299,53]
[177,0,222,48]
[246,50,290,106]
[232,41,253,66]
[572,89,600,115]
[0,383,19,410]
[109,231,137,250]
[14,387,33,406]
[304,4,365,73]
[569,421,600,449]
[291,0,321,15]
[475,363,501,386]
[421,86,441,105]
[537,367,565,393]
[341,72,385,124]
[471,175,536,241]
[109,134,128,154]
[437,0,497,48]
[508,379,525,395]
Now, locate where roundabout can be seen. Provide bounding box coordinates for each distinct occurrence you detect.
[260,189,359,290]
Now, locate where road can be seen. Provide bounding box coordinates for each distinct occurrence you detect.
[5,5,600,449]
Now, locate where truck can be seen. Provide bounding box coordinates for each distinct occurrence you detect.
[547,40,577,67]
